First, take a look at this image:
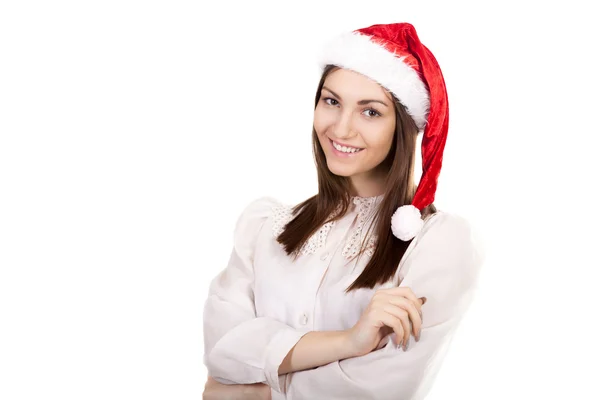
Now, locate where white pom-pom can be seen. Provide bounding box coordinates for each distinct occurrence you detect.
[391,205,424,241]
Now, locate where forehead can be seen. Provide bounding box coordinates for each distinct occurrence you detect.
[323,67,393,102]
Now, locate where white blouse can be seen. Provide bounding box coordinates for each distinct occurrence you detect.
[202,195,485,400]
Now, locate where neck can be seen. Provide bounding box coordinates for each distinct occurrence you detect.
[349,170,386,198]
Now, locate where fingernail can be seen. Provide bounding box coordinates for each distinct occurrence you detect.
[421,297,427,305]
[403,338,410,351]
[396,341,402,350]
[416,331,420,342]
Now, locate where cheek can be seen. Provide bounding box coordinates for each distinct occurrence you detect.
[313,107,334,133]
[362,126,395,154]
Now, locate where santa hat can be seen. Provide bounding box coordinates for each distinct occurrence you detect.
[316,22,449,241]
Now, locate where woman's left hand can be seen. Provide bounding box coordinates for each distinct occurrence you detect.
[203,376,271,400]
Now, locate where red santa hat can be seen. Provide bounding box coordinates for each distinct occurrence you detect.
[316,22,449,241]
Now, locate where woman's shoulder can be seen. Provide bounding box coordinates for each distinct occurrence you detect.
[416,209,486,265]
[395,209,486,289]
[232,196,287,257]
[235,196,283,228]
[235,196,291,235]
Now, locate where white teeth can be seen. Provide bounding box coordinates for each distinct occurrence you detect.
[333,141,362,153]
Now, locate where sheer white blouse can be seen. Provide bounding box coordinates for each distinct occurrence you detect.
[202,195,485,400]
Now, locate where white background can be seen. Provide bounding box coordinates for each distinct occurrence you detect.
[1,1,599,399]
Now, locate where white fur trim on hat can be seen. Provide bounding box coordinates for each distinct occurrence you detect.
[391,205,424,241]
[317,31,430,130]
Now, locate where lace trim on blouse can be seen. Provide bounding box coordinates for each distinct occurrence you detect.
[271,196,381,260]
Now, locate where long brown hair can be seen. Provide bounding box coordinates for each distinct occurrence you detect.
[277,65,437,292]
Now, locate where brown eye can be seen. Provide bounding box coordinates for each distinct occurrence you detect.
[324,98,338,106]
[363,108,381,118]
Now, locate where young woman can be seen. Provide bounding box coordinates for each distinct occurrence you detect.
[202,22,485,400]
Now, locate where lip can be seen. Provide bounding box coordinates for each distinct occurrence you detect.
[329,138,365,157]
[330,138,363,150]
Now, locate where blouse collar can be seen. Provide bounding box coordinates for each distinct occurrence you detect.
[349,194,385,210]
[271,194,384,260]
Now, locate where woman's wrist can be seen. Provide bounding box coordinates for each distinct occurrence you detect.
[278,329,360,375]
[338,329,362,359]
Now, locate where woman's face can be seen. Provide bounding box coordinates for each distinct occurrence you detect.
[314,68,396,184]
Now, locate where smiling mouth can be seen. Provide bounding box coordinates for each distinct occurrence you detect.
[329,138,365,155]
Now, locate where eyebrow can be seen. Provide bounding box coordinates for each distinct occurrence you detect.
[322,86,389,108]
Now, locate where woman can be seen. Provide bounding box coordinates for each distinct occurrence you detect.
[202,22,485,400]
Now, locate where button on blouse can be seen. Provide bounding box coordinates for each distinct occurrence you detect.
[299,313,308,326]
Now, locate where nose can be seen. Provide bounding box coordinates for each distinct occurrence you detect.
[331,110,356,140]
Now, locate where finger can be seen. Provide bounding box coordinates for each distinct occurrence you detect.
[377,310,405,347]
[385,295,423,335]
[382,304,412,347]
[383,287,424,315]
[383,295,423,338]
[384,287,420,307]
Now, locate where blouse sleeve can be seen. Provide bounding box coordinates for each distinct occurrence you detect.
[273,212,486,400]
[202,196,309,394]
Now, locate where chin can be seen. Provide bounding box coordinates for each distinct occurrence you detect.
[326,161,355,177]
